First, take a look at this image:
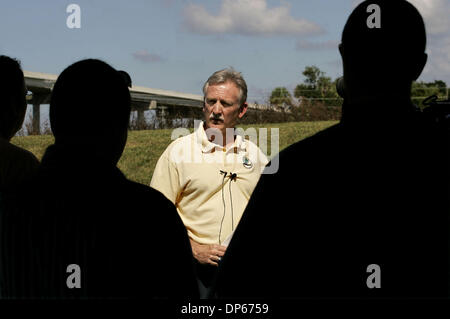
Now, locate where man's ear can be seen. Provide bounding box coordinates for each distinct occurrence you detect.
[338,43,346,71]
[411,53,427,81]
[238,102,248,119]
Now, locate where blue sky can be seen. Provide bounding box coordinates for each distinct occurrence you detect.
[1,0,449,108]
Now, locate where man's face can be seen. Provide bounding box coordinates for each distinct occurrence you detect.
[203,81,247,133]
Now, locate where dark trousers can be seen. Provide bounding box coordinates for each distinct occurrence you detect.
[195,262,218,299]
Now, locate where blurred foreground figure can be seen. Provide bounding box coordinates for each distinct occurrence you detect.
[0,55,39,193]
[215,0,449,299]
[1,59,198,299]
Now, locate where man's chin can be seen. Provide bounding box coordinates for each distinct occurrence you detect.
[206,121,225,130]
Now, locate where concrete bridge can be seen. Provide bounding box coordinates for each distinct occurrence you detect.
[24,70,204,133]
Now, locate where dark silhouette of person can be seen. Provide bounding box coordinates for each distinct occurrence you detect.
[0,55,39,193]
[0,59,198,299]
[214,0,449,299]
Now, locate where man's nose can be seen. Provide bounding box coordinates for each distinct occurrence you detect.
[212,102,223,114]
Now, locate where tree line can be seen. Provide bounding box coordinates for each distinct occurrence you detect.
[268,65,448,121]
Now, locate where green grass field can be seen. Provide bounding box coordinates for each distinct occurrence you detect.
[11,121,337,185]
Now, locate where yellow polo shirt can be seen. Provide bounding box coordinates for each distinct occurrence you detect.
[150,122,268,245]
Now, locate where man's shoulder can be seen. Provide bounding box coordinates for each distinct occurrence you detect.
[280,123,342,162]
[125,178,172,203]
[168,131,196,147]
[0,139,39,190]
[244,138,269,166]
[258,123,341,179]
[160,131,196,159]
[123,178,186,228]
[245,137,264,152]
[125,178,179,211]
[0,139,39,167]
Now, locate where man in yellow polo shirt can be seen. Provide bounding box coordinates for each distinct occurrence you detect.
[150,68,268,297]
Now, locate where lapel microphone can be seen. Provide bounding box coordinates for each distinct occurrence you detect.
[220,170,238,181]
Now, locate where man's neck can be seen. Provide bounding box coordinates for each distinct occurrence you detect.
[341,96,417,126]
[204,124,236,149]
[345,93,413,106]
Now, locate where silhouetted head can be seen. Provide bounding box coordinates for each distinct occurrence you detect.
[0,55,27,141]
[339,0,427,105]
[50,59,131,165]
[118,70,132,88]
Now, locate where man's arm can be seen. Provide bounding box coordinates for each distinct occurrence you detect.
[189,238,227,267]
[150,147,180,204]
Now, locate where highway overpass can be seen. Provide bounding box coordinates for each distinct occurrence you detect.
[24,70,204,133]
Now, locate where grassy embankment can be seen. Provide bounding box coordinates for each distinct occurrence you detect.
[11,121,337,185]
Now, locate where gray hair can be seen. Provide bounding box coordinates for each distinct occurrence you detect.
[202,68,247,106]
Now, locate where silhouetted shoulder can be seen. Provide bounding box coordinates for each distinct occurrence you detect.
[126,178,171,202]
[125,178,191,245]
[126,178,183,220]
[0,138,39,191]
[272,123,342,173]
[121,178,198,298]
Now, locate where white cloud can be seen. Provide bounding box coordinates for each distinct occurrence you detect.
[408,0,450,36]
[132,50,165,63]
[408,0,450,83]
[183,0,323,37]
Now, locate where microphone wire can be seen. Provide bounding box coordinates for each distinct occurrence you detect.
[218,171,227,245]
[218,171,238,245]
[229,173,237,231]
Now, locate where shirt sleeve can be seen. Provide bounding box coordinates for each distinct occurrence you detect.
[259,148,269,167]
[150,147,181,205]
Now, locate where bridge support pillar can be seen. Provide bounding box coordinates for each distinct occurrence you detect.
[137,108,145,129]
[32,103,40,135]
[155,106,168,128]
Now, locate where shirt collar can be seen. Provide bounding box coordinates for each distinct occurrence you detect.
[196,121,247,154]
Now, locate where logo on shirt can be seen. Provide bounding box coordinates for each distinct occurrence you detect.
[243,156,253,169]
